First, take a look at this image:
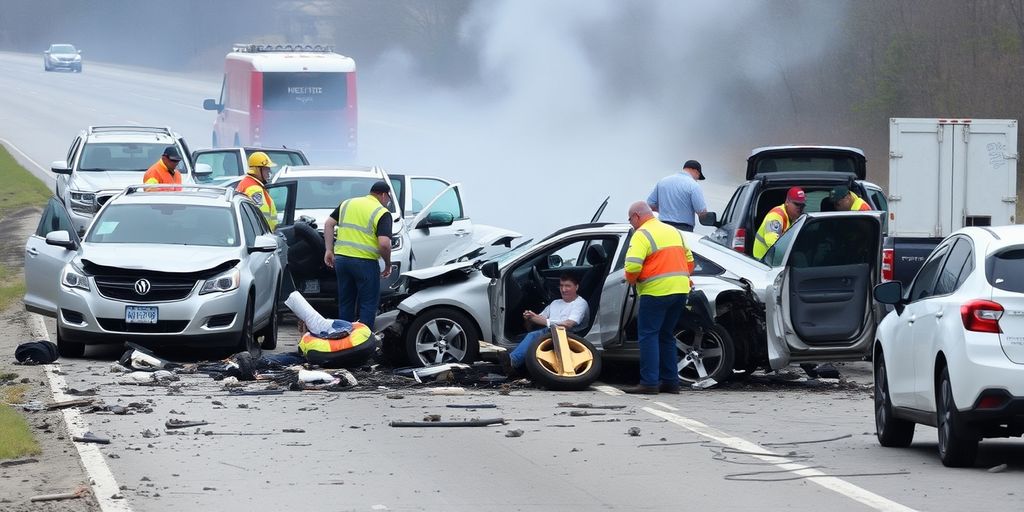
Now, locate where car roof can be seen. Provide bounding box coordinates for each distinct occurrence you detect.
[227,52,355,73]
[748,145,865,157]
[85,132,178,144]
[275,165,384,178]
[110,186,239,208]
[955,225,1024,248]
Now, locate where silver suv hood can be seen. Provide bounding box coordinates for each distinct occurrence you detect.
[79,244,240,273]
[70,171,149,192]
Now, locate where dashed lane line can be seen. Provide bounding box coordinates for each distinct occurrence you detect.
[29,313,132,512]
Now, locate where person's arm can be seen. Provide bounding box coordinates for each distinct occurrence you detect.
[624,231,650,285]
[646,186,659,213]
[693,185,707,215]
[524,303,551,327]
[323,207,340,269]
[376,214,393,278]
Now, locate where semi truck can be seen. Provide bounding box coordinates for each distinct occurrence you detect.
[883,118,1018,285]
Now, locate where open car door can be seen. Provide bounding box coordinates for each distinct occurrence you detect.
[762,211,883,369]
[590,196,610,223]
[24,197,81,317]
[265,181,298,300]
[409,183,473,268]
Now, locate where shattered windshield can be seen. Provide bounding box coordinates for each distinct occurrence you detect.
[490,238,535,266]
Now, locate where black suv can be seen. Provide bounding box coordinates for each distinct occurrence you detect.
[702,146,888,256]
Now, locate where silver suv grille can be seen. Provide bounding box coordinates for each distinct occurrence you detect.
[94,276,197,303]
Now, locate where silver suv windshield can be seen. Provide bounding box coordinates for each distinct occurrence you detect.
[87,204,239,247]
[277,176,397,213]
[79,142,175,172]
[50,44,76,53]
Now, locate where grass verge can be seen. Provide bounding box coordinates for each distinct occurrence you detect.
[0,385,40,460]
[0,144,49,311]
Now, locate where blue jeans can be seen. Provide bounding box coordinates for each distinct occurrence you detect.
[335,255,381,329]
[637,293,687,387]
[509,329,548,368]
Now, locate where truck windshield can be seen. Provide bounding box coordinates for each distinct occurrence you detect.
[987,247,1024,293]
[263,72,348,111]
[79,143,174,172]
[87,204,239,246]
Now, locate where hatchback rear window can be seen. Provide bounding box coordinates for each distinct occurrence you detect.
[987,247,1024,292]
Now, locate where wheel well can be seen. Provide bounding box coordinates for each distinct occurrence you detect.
[713,290,762,364]
[402,305,483,340]
[934,351,948,391]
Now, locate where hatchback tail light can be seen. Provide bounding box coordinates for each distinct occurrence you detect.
[732,228,746,252]
[881,248,894,282]
[960,299,1003,333]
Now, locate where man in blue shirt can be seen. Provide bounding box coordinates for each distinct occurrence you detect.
[646,160,707,231]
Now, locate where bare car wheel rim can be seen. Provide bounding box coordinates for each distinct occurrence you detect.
[675,329,724,382]
[532,337,594,377]
[414,318,469,365]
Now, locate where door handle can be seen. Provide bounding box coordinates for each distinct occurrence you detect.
[26,248,38,256]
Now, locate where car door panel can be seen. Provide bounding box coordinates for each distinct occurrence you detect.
[24,198,80,316]
[409,183,470,267]
[786,263,868,343]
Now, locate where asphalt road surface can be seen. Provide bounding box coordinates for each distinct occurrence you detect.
[3,51,1024,511]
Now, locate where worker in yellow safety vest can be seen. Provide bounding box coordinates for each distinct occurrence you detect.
[830,185,871,211]
[619,201,695,395]
[322,180,393,329]
[236,152,278,230]
[752,187,806,260]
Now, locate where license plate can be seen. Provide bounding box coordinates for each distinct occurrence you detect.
[125,306,158,324]
[304,280,321,294]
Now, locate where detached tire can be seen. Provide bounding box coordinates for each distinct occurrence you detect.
[404,308,480,366]
[524,332,602,391]
[937,367,979,467]
[56,325,85,358]
[675,323,735,385]
[874,352,915,447]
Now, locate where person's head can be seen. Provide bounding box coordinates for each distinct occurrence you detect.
[161,146,182,171]
[627,201,654,229]
[784,187,806,219]
[682,159,706,180]
[246,151,276,183]
[369,180,391,206]
[830,185,853,210]
[558,272,579,301]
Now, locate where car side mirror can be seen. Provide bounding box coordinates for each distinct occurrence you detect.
[77,50,81,54]
[698,212,718,227]
[51,160,71,175]
[249,234,278,253]
[193,163,213,177]
[481,261,499,279]
[417,211,455,229]
[873,281,903,305]
[202,99,223,112]
[547,254,563,268]
[45,231,76,250]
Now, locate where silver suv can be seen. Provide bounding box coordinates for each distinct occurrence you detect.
[23,184,297,357]
[51,126,210,235]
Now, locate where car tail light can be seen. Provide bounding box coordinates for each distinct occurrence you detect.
[881,248,894,282]
[977,395,1007,409]
[960,299,1003,333]
[732,228,746,252]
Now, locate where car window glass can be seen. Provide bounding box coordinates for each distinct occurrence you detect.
[219,75,227,106]
[389,178,404,213]
[239,204,259,242]
[279,177,395,213]
[785,217,879,268]
[36,198,77,240]
[762,226,796,266]
[410,178,453,215]
[986,246,1024,293]
[549,240,587,267]
[66,137,81,167]
[934,238,972,296]
[865,187,889,233]
[257,151,306,167]
[88,204,238,246]
[423,187,464,219]
[196,151,241,180]
[692,254,723,276]
[720,189,740,224]
[249,203,273,235]
[908,245,950,302]
[79,142,167,172]
[954,251,975,290]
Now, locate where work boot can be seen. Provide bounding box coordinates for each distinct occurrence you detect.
[621,384,659,395]
[659,383,681,394]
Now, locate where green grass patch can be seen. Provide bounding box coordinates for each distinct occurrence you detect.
[0,403,41,460]
[0,267,26,312]
[0,145,51,219]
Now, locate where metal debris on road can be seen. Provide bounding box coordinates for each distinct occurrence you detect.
[29,486,90,502]
[691,378,718,389]
[45,398,93,410]
[389,418,505,428]
[0,458,39,468]
[385,393,405,399]
[626,427,641,437]
[282,428,305,433]
[558,402,627,410]
[165,419,210,429]
[73,432,110,444]
[505,429,524,438]
[423,414,442,422]
[569,410,605,417]
[446,404,497,409]
[429,387,466,395]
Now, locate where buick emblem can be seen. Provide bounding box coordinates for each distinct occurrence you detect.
[134,279,151,296]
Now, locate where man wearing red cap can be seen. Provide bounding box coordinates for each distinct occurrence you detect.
[752,187,805,259]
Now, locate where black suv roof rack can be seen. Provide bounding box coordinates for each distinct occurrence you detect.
[232,43,334,53]
[88,126,173,136]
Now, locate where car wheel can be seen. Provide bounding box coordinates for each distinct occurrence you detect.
[676,323,735,384]
[56,325,85,358]
[404,308,480,366]
[258,282,280,351]
[524,331,602,391]
[874,351,915,447]
[235,294,258,356]
[936,366,979,467]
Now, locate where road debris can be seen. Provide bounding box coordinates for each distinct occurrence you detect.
[386,393,405,399]
[422,414,442,422]
[989,464,1008,473]
[0,458,39,468]
[390,418,505,428]
[558,402,627,410]
[446,404,497,409]
[569,410,605,417]
[429,387,466,395]
[29,486,90,502]
[691,378,718,390]
[626,427,641,437]
[505,429,524,438]
[73,432,110,444]
[762,434,852,446]
[165,419,210,429]
[282,428,305,433]
[46,398,93,410]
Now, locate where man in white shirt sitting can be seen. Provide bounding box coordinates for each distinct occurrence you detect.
[501,273,589,374]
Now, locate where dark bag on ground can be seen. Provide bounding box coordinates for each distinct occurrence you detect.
[15,340,59,364]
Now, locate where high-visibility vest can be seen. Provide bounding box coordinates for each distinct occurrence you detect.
[298,322,372,355]
[753,205,790,259]
[142,160,181,191]
[624,218,694,296]
[236,175,277,230]
[334,195,387,260]
[849,192,871,211]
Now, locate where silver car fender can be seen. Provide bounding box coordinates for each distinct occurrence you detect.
[396,274,493,341]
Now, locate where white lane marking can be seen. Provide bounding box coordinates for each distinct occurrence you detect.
[653,401,678,411]
[642,407,917,512]
[593,384,624,396]
[0,137,56,184]
[29,313,132,512]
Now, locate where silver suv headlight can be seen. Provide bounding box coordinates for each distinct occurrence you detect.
[69,190,95,215]
[200,268,240,295]
[61,262,90,291]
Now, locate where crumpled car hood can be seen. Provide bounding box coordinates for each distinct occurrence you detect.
[402,260,476,281]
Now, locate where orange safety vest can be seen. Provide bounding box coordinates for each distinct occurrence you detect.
[753,205,790,259]
[624,218,694,296]
[236,174,277,230]
[142,160,182,190]
[849,192,871,211]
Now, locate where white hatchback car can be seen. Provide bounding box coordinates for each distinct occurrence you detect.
[873,226,1024,467]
